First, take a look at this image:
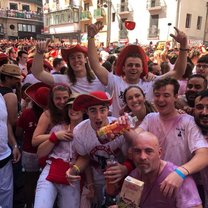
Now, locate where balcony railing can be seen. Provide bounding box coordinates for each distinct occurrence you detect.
[0,9,43,21]
[146,0,165,11]
[26,0,42,6]
[148,27,160,38]
[117,2,133,16]
[93,8,105,19]
[80,10,92,21]
[119,29,128,39]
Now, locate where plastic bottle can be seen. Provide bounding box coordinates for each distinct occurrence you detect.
[97,115,138,144]
[105,155,118,196]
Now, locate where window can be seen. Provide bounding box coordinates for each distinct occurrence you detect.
[84,3,89,11]
[84,24,88,32]
[32,25,36,32]
[10,3,18,10]
[27,25,32,32]
[18,24,22,31]
[22,5,30,11]
[197,16,202,30]
[73,9,79,22]
[149,14,159,37]
[112,12,115,22]
[37,7,42,14]
[22,24,27,32]
[151,0,156,7]
[185,13,192,28]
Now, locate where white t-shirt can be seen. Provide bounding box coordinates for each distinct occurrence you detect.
[139,112,208,166]
[73,117,127,184]
[53,74,106,93]
[23,74,40,85]
[107,73,160,117]
[0,94,11,160]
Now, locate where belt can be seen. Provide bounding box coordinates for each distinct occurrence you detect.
[0,154,12,168]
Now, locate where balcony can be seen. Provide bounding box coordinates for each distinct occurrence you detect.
[80,10,92,21]
[117,2,132,16]
[146,0,166,12]
[93,8,105,19]
[148,27,160,39]
[24,0,42,6]
[0,9,43,21]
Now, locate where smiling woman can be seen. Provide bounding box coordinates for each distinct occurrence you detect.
[123,86,157,126]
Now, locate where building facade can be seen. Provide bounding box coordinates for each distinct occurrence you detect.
[42,0,208,46]
[0,0,44,39]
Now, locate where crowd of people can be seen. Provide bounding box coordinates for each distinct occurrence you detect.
[1,20,208,208]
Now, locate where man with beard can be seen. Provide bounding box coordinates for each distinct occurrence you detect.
[129,131,202,208]
[176,74,207,115]
[195,54,208,80]
[123,77,208,198]
[194,90,208,208]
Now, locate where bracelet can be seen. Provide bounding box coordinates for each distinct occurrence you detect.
[175,168,186,179]
[181,166,190,175]
[13,144,18,149]
[179,48,189,51]
[73,164,81,175]
[49,132,59,144]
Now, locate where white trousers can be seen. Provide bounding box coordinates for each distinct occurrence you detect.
[0,160,13,208]
[34,164,80,208]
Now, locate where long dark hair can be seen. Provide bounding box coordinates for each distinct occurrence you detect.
[66,58,95,85]
[123,86,156,114]
[48,84,72,125]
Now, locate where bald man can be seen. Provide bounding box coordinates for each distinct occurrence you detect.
[129,131,202,208]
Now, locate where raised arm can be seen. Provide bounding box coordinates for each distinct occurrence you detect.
[87,21,109,86]
[31,40,55,85]
[162,27,188,80]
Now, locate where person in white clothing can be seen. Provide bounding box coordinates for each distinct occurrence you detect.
[31,42,105,93]
[0,94,21,208]
[34,94,85,208]
[66,91,130,207]
[87,21,188,117]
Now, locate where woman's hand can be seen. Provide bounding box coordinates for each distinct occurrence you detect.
[55,130,73,141]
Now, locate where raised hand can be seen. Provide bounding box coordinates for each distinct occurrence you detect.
[170,27,188,48]
[36,38,50,54]
[55,130,73,142]
[87,21,104,38]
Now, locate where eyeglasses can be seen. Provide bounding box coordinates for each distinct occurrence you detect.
[126,63,141,67]
[195,104,208,110]
[196,64,208,69]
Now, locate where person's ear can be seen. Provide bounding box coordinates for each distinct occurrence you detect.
[158,147,162,158]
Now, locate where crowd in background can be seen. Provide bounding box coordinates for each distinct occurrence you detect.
[1,21,208,208]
